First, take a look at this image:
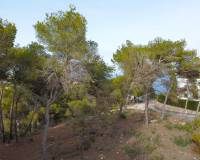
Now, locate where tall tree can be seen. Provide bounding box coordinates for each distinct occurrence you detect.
[0,18,16,143]
[110,76,127,114]
[147,38,187,119]
[113,41,159,125]
[0,18,16,79]
[6,42,46,141]
[34,5,87,61]
[34,6,88,160]
[178,55,200,111]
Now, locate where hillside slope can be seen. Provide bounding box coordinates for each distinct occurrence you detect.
[0,112,199,160]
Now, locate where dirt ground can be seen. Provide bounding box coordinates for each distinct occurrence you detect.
[0,111,199,160]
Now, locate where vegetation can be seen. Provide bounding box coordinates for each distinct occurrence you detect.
[0,4,199,160]
[191,117,200,153]
[165,116,200,153]
[157,94,199,111]
[173,135,191,147]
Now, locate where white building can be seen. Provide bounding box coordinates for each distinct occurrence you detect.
[177,78,200,99]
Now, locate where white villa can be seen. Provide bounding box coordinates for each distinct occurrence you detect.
[177,78,200,100]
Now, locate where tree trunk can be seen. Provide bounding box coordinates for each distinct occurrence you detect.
[161,85,171,120]
[125,82,134,109]
[0,86,5,143]
[42,102,50,160]
[196,101,200,116]
[14,95,20,143]
[22,104,38,137]
[9,83,16,141]
[185,98,189,112]
[23,116,34,137]
[184,81,189,112]
[119,104,123,114]
[144,90,149,126]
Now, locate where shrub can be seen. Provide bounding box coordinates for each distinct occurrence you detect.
[190,117,200,154]
[123,142,156,159]
[164,122,174,130]
[157,94,199,111]
[173,135,191,147]
[122,144,142,159]
[144,143,156,154]
[165,122,193,132]
[173,123,193,132]
[149,153,164,160]
[79,137,91,151]
[192,117,200,130]
[153,134,161,145]
[123,133,157,159]
[119,112,127,119]
[192,131,200,153]
[192,132,200,146]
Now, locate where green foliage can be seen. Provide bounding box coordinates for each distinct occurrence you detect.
[1,11,200,160]
[123,132,157,159]
[165,117,200,152]
[50,103,67,123]
[157,94,199,111]
[0,18,17,80]
[192,116,200,129]
[34,6,87,59]
[173,135,191,147]
[123,141,156,159]
[123,143,143,159]
[85,54,113,82]
[192,131,200,152]
[0,18,16,52]
[111,89,123,103]
[165,122,193,132]
[85,41,114,97]
[191,117,200,153]
[68,97,96,117]
[3,119,10,134]
[7,43,46,84]
[148,38,187,62]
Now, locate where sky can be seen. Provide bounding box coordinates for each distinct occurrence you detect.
[0,0,200,64]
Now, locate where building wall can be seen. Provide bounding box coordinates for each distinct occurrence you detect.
[177,78,200,99]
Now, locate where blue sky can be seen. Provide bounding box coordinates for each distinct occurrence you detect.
[0,0,200,64]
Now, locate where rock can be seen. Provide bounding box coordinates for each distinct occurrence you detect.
[180,122,186,125]
[150,119,158,123]
[99,154,105,160]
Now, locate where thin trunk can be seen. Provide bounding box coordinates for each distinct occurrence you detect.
[14,95,20,143]
[196,101,200,116]
[185,98,189,112]
[22,104,38,137]
[125,82,134,108]
[0,86,5,143]
[9,83,16,140]
[68,106,75,118]
[79,128,85,160]
[22,115,34,137]
[184,81,189,112]
[161,85,171,120]
[42,102,50,160]
[144,90,149,126]
[41,75,58,160]
[119,104,123,114]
